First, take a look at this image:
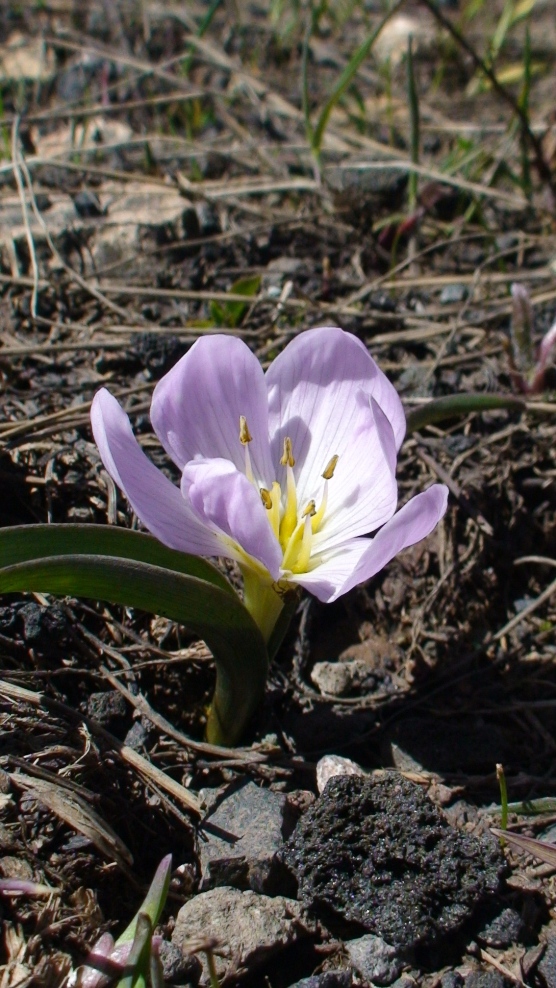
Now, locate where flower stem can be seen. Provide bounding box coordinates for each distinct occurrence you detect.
[241,568,285,644]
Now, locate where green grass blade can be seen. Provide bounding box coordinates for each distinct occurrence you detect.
[118,855,172,946]
[312,0,405,155]
[0,554,268,746]
[405,394,525,434]
[406,35,420,209]
[0,524,233,595]
[116,913,152,988]
[302,14,314,149]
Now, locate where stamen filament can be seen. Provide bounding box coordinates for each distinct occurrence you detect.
[269,481,281,539]
[311,480,328,533]
[279,438,298,546]
[281,517,305,571]
[244,445,254,483]
[312,454,338,533]
[291,513,314,574]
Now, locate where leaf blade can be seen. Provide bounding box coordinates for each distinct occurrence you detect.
[405,394,525,434]
[0,524,233,595]
[0,554,268,746]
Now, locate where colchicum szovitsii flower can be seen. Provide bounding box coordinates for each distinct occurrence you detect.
[92,327,448,641]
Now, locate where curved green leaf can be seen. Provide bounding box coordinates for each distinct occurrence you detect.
[0,554,268,746]
[119,855,172,946]
[0,524,233,595]
[405,393,525,434]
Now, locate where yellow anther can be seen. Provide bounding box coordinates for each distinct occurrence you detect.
[302,500,316,518]
[239,415,253,445]
[280,436,295,468]
[260,488,273,510]
[322,454,339,480]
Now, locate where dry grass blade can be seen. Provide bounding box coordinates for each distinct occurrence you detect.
[118,745,201,816]
[491,828,556,867]
[10,773,133,871]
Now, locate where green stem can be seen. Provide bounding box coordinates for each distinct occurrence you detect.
[406,35,419,210]
[241,568,285,644]
[497,762,509,832]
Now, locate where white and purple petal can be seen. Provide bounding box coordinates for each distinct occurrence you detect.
[181,458,283,579]
[91,389,222,556]
[311,392,399,552]
[151,335,274,483]
[296,484,448,602]
[266,327,406,512]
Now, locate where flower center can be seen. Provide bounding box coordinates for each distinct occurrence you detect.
[239,418,338,576]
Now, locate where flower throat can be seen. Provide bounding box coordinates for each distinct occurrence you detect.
[239,417,338,576]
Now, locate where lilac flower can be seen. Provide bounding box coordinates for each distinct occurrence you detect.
[92,328,447,639]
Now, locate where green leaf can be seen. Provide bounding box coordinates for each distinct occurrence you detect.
[209,274,261,328]
[311,0,406,157]
[0,553,268,746]
[116,913,152,988]
[405,394,525,434]
[118,855,172,946]
[0,524,233,596]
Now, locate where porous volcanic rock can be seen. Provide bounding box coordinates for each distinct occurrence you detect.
[282,773,506,952]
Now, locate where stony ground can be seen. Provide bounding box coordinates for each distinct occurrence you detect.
[1,1,556,986]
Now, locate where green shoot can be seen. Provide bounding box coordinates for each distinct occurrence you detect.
[306,0,405,164]
[406,36,420,211]
[496,763,508,834]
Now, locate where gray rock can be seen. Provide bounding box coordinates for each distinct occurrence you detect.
[287,973,352,988]
[283,774,506,952]
[86,691,128,733]
[390,978,418,988]
[158,940,201,984]
[310,661,358,696]
[324,164,407,200]
[464,972,512,988]
[346,934,405,985]
[124,719,152,752]
[199,780,295,893]
[323,163,407,225]
[195,202,221,237]
[440,975,464,988]
[539,823,556,843]
[316,755,366,794]
[172,887,316,983]
[439,284,468,305]
[477,907,524,949]
[73,190,103,218]
[1,180,194,276]
[538,938,556,988]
